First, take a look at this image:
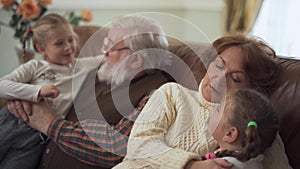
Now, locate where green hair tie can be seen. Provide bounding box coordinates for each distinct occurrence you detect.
[247,121,258,129]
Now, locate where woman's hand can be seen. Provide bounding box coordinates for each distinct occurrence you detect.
[185,159,233,169]
[7,100,32,122]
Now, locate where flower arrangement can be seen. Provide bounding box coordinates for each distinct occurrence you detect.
[0,0,50,43]
[67,9,93,26]
[0,0,93,46]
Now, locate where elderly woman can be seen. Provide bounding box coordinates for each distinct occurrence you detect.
[113,34,291,169]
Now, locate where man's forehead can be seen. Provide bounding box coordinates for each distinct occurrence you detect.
[107,26,129,42]
[108,25,159,42]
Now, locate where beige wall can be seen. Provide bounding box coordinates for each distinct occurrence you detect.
[0,0,223,77]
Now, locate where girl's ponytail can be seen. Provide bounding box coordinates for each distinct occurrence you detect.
[21,28,33,59]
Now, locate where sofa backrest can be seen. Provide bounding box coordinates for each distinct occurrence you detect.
[74,26,109,57]
[270,57,300,168]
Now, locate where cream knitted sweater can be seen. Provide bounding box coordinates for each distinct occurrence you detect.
[114,82,292,169]
[114,82,219,169]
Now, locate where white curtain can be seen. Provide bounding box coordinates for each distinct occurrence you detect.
[250,0,300,59]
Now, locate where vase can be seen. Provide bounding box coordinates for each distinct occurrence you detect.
[15,44,35,64]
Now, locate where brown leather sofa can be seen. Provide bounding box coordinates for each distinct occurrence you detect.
[1,26,299,169]
[269,57,300,168]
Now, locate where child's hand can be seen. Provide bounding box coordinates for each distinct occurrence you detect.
[39,85,60,98]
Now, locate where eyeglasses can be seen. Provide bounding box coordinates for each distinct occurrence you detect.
[102,36,132,54]
[109,47,131,52]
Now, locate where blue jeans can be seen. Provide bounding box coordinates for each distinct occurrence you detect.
[0,105,46,169]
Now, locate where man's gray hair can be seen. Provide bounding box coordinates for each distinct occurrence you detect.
[112,15,170,70]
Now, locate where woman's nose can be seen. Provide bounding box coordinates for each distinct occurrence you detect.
[208,65,226,90]
[214,74,226,89]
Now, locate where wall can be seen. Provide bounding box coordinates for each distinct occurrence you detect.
[0,0,223,77]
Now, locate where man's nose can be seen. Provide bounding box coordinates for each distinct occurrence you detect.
[105,51,110,57]
[101,45,108,54]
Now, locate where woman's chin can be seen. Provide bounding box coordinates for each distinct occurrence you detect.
[202,87,212,102]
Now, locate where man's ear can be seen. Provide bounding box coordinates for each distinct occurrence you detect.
[130,53,143,69]
[35,44,45,55]
[223,127,239,143]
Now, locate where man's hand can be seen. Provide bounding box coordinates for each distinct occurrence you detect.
[39,85,60,98]
[184,159,233,169]
[7,100,56,135]
[28,101,57,135]
[7,100,32,122]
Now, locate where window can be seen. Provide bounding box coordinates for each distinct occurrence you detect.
[250,0,300,59]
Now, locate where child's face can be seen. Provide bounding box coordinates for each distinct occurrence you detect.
[40,25,77,65]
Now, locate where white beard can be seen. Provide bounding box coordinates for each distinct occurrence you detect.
[97,57,132,87]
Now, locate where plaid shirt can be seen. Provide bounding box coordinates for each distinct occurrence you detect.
[47,95,150,168]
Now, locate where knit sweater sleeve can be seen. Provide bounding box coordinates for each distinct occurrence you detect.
[0,60,42,102]
[118,83,200,169]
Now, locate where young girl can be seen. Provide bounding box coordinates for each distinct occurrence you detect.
[204,88,279,169]
[0,13,102,169]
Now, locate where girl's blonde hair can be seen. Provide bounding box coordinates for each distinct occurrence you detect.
[22,13,79,57]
